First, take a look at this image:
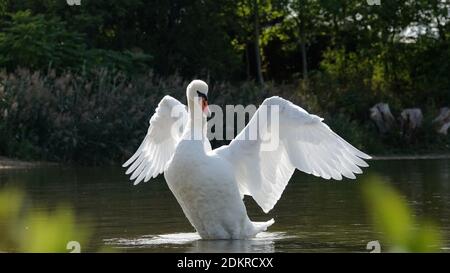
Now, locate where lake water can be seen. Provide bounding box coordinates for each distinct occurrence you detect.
[0,159,449,252]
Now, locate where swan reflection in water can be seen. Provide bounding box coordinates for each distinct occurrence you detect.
[105,232,292,253]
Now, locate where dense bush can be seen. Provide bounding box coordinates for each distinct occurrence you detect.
[0,68,321,164]
[1,68,448,164]
[0,69,183,163]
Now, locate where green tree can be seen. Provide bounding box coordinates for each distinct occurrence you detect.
[288,0,321,79]
[0,10,86,70]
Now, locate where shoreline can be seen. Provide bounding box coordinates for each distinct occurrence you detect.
[370,154,450,160]
[0,156,57,170]
[1,154,450,170]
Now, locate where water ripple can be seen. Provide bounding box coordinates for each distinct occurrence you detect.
[104,231,294,253]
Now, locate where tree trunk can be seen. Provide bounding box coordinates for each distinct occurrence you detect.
[433,107,450,135]
[435,7,447,42]
[245,43,251,80]
[299,18,308,80]
[400,108,423,140]
[369,103,396,134]
[252,0,264,85]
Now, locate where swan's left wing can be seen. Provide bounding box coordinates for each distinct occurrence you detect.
[215,96,371,213]
[123,95,188,185]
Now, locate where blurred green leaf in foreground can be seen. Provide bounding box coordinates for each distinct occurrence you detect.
[0,188,90,253]
[362,176,442,252]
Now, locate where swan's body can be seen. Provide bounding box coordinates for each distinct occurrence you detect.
[166,138,273,239]
[123,80,370,239]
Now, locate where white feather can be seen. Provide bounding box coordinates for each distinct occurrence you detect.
[123,90,370,239]
[123,95,188,185]
[215,96,371,213]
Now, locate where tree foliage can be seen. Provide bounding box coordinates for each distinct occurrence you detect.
[0,0,449,162]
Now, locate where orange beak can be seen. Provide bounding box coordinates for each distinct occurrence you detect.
[201,98,210,117]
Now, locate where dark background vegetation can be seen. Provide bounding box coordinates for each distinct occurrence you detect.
[0,0,449,164]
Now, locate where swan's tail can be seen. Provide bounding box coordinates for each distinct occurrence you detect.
[252,218,275,235]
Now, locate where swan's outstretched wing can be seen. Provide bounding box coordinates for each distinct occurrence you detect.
[123,95,188,185]
[215,96,371,213]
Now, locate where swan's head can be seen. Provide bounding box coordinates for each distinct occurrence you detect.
[186,79,210,116]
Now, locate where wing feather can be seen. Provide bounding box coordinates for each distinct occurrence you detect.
[215,96,370,213]
[123,95,188,185]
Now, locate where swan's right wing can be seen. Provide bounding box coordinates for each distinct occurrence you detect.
[215,96,371,213]
[123,95,188,185]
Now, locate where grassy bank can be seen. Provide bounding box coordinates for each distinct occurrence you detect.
[0,69,449,165]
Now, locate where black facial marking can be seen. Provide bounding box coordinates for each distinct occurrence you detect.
[196,90,208,101]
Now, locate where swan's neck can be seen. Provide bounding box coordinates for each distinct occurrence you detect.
[185,99,207,141]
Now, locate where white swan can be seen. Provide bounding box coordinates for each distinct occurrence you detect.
[123,80,370,239]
